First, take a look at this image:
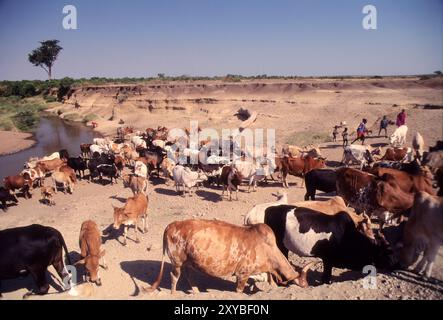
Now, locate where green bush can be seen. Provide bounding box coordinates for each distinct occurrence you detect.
[57,77,75,101]
[44,95,57,102]
[63,112,81,121]
[12,110,39,131]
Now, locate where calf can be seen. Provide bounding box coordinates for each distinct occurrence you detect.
[220,165,242,200]
[304,168,337,200]
[0,224,72,298]
[122,174,148,195]
[76,220,107,285]
[0,187,18,211]
[263,205,398,284]
[40,186,56,206]
[398,192,443,278]
[113,194,148,245]
[3,175,31,199]
[144,219,312,294]
[52,171,75,194]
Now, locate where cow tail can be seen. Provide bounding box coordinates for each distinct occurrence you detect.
[141,232,167,293]
[58,231,72,266]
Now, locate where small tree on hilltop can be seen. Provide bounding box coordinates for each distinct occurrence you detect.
[28,40,63,79]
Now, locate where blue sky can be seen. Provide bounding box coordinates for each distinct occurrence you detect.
[0,0,442,80]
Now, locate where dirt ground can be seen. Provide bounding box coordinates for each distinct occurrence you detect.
[0,77,442,300]
[0,131,36,156]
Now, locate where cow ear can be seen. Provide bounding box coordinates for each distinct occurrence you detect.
[99,249,106,258]
[75,258,85,265]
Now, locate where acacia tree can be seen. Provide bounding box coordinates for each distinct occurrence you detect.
[28,40,63,79]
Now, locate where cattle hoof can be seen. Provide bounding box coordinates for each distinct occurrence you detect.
[135,239,140,244]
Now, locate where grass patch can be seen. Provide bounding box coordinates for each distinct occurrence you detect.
[83,113,99,123]
[0,97,46,131]
[63,113,82,122]
[286,131,332,146]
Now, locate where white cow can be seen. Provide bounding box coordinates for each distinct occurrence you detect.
[90,144,108,156]
[233,159,269,192]
[93,138,110,148]
[172,165,207,196]
[398,192,443,278]
[412,132,425,162]
[131,136,147,149]
[134,160,148,178]
[390,125,408,147]
[244,190,288,225]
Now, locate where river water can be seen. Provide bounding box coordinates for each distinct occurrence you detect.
[0,116,101,182]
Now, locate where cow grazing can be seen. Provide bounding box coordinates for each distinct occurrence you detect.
[280,155,326,188]
[76,220,107,285]
[112,194,149,245]
[0,187,18,211]
[244,190,288,225]
[122,174,148,195]
[390,125,408,147]
[398,192,443,278]
[0,224,72,298]
[40,186,56,206]
[67,157,87,178]
[263,205,398,284]
[220,165,242,200]
[304,168,337,200]
[3,175,31,199]
[52,171,75,194]
[144,219,312,294]
[172,165,207,196]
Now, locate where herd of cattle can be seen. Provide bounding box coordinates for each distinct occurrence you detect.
[0,124,442,298]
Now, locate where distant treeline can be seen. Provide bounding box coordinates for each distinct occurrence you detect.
[1,73,440,100]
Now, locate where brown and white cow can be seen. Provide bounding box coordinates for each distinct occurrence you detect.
[3,175,32,198]
[398,192,443,278]
[122,174,148,195]
[379,147,411,162]
[112,194,148,246]
[143,219,313,294]
[37,158,66,174]
[220,165,242,200]
[280,155,326,188]
[52,171,75,194]
[76,220,107,286]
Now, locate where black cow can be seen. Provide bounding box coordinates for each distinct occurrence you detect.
[304,169,337,200]
[0,224,72,298]
[97,164,118,184]
[0,187,18,212]
[88,153,115,182]
[67,157,87,178]
[263,205,398,284]
[429,140,443,152]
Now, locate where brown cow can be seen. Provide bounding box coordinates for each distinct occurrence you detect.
[122,174,148,195]
[112,194,148,245]
[336,168,414,224]
[114,155,125,177]
[3,175,31,198]
[369,167,436,196]
[379,147,409,162]
[37,158,66,174]
[52,171,75,194]
[76,220,107,286]
[143,219,313,294]
[220,165,242,200]
[57,165,77,184]
[280,156,326,188]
